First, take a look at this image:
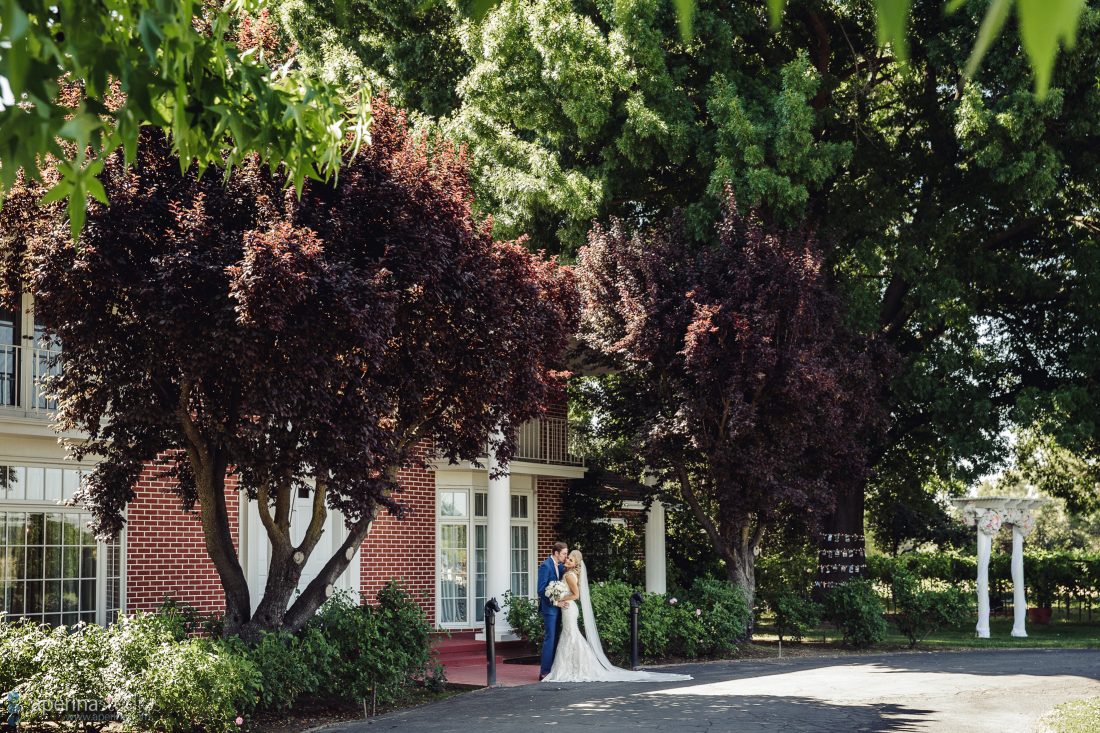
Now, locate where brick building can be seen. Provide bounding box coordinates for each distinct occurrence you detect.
[0,293,600,632]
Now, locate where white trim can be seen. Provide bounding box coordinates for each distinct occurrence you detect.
[431,459,586,480]
[621,500,645,511]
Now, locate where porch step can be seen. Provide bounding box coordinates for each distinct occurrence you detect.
[431,640,487,656]
[436,652,505,667]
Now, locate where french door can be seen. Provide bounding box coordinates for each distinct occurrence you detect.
[438,488,533,627]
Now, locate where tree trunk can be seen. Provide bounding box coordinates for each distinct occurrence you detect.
[192,464,252,636]
[237,481,335,641]
[813,480,867,601]
[723,518,762,639]
[282,515,376,632]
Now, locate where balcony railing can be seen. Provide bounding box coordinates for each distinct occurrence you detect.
[0,344,61,416]
[433,417,586,468]
[513,417,585,466]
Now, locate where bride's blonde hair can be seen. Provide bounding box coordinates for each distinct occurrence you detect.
[568,549,583,571]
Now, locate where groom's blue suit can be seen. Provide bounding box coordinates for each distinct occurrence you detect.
[537,554,565,677]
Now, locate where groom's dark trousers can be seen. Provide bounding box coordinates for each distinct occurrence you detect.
[537,555,564,677]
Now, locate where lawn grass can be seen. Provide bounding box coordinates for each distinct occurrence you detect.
[1041,696,1100,733]
[753,616,1100,651]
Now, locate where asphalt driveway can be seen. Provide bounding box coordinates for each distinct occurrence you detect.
[318,649,1100,733]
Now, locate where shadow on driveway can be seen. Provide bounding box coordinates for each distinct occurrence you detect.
[317,649,1100,733]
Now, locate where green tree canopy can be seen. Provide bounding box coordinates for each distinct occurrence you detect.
[0,0,367,237]
[280,0,1100,570]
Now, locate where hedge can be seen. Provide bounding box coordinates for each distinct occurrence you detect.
[0,582,439,732]
[866,550,1100,607]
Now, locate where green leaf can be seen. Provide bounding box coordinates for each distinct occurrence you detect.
[67,191,86,241]
[86,176,108,205]
[874,0,913,61]
[768,0,786,29]
[1017,0,1086,97]
[2,2,30,40]
[469,0,497,21]
[964,0,1012,80]
[39,181,73,206]
[674,0,694,42]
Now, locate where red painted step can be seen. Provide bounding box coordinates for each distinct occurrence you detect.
[436,653,505,667]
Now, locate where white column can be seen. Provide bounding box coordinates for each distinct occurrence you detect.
[645,500,667,595]
[1011,525,1028,637]
[486,427,512,636]
[976,529,992,638]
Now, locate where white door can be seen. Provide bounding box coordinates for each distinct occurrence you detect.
[244,488,360,614]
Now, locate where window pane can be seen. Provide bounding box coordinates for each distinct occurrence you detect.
[474,524,486,622]
[80,547,96,578]
[62,470,80,502]
[25,468,44,501]
[45,512,63,545]
[474,493,487,518]
[44,579,62,612]
[26,546,42,579]
[45,547,61,578]
[44,469,62,502]
[26,513,43,545]
[511,526,530,598]
[439,523,468,624]
[80,579,96,612]
[510,494,528,519]
[25,580,43,615]
[7,581,24,616]
[63,547,78,579]
[440,491,468,518]
[62,580,79,612]
[6,512,24,546]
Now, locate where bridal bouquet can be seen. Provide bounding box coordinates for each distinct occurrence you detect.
[544,580,568,605]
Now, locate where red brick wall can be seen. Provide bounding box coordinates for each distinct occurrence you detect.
[358,454,436,618]
[124,462,238,617]
[536,477,567,559]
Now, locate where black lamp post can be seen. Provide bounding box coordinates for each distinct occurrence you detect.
[629,591,644,670]
[484,597,501,686]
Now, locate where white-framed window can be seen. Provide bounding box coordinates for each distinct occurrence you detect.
[0,293,60,415]
[0,464,123,626]
[437,485,536,627]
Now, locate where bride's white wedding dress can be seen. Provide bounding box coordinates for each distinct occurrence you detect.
[543,564,692,683]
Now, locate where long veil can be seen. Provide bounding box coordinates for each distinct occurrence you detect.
[578,562,692,682]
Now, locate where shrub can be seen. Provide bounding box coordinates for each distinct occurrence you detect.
[766,590,823,643]
[891,569,972,648]
[374,581,434,688]
[687,578,749,654]
[226,630,321,712]
[503,592,544,653]
[19,622,111,724]
[0,620,47,697]
[306,583,434,706]
[113,638,261,732]
[822,579,887,648]
[638,593,678,659]
[154,597,224,639]
[586,581,633,659]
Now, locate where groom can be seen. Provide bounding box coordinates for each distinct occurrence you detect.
[537,541,570,680]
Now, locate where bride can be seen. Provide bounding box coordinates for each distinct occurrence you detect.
[543,550,693,683]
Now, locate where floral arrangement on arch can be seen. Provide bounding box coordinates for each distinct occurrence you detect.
[1003,509,1035,537]
[976,509,1002,536]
